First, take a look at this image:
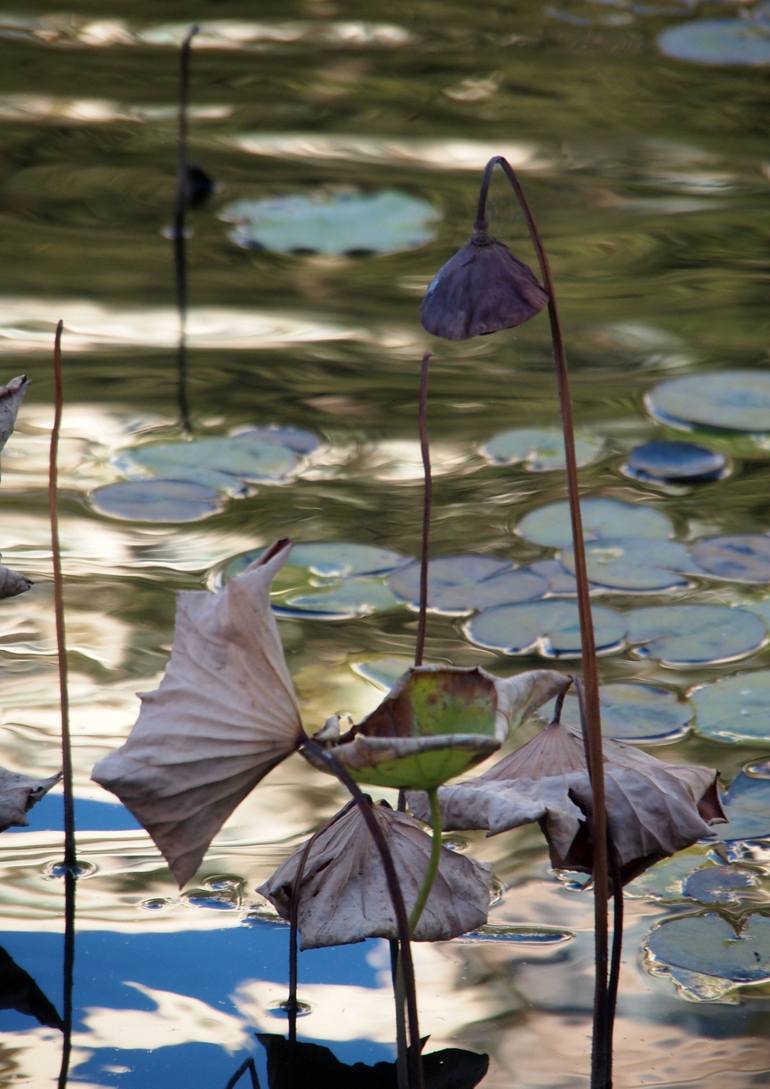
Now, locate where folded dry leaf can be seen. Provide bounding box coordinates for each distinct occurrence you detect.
[259,799,492,947]
[0,563,32,599]
[0,768,60,832]
[0,375,30,466]
[92,539,304,886]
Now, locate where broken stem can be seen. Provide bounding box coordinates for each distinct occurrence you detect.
[415,351,432,667]
[408,786,442,933]
[476,156,610,1089]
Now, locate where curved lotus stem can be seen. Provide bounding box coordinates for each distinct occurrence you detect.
[475,156,610,1089]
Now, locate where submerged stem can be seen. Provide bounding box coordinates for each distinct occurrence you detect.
[476,156,610,1089]
[174,25,198,435]
[415,352,432,667]
[408,787,443,934]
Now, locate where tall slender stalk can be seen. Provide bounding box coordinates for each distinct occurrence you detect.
[173,25,198,435]
[50,321,76,1089]
[407,786,442,933]
[474,156,611,1088]
[415,352,432,667]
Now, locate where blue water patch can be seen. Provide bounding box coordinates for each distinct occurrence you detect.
[7,792,142,833]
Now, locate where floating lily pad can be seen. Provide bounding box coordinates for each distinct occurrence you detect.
[89,479,223,523]
[644,912,770,1002]
[646,371,770,433]
[624,440,727,484]
[691,535,770,584]
[627,605,767,668]
[557,682,693,743]
[658,18,770,68]
[720,762,770,841]
[115,433,300,495]
[274,577,401,620]
[351,656,427,691]
[692,670,770,744]
[559,537,692,592]
[481,427,603,472]
[222,541,409,583]
[236,424,321,455]
[388,555,547,615]
[464,600,627,658]
[517,498,673,549]
[221,189,439,256]
[528,558,580,596]
[682,865,760,906]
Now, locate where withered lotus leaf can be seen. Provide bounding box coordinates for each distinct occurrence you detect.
[0,375,29,463]
[302,666,570,790]
[0,563,32,599]
[259,800,492,947]
[420,229,548,341]
[410,718,725,885]
[92,539,304,886]
[0,768,60,832]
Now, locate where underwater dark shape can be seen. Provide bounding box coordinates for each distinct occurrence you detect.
[184,163,214,209]
[258,1034,489,1089]
[624,440,726,484]
[0,945,63,1029]
[420,228,547,340]
[259,799,492,946]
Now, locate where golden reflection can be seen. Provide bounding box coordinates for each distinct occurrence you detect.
[0,94,230,124]
[138,19,412,49]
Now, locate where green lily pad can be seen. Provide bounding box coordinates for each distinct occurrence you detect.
[237,425,321,455]
[388,555,547,615]
[682,866,761,906]
[644,912,770,1002]
[517,498,673,549]
[88,479,223,523]
[720,761,770,841]
[528,558,580,595]
[559,537,693,592]
[692,670,770,744]
[646,371,770,433]
[691,535,770,584]
[623,440,727,485]
[221,541,409,584]
[351,656,426,691]
[308,667,504,790]
[464,600,627,658]
[481,427,603,472]
[658,18,770,68]
[557,682,693,743]
[627,605,767,668]
[115,433,300,495]
[221,189,440,256]
[275,577,401,620]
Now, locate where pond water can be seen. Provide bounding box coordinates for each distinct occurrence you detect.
[1,0,770,1086]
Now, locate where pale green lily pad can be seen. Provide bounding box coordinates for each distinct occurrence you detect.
[556,682,693,743]
[720,762,770,841]
[464,600,627,658]
[221,541,409,584]
[388,555,547,615]
[646,371,770,433]
[351,656,426,691]
[221,189,439,256]
[275,577,400,620]
[481,427,603,471]
[89,479,223,523]
[658,18,770,68]
[115,433,299,495]
[644,912,770,1002]
[528,558,580,595]
[559,537,692,592]
[237,425,321,455]
[692,670,770,744]
[682,866,761,906]
[624,440,727,484]
[691,535,770,584]
[627,605,767,668]
[517,498,673,549]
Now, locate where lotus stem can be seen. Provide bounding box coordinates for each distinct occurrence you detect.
[50,321,76,1089]
[174,25,198,435]
[475,156,610,1089]
[415,351,432,667]
[408,786,442,933]
[223,1057,260,1089]
[301,738,424,1089]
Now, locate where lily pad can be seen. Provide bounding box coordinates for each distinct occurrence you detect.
[481,427,603,472]
[682,865,761,906]
[274,577,401,620]
[691,535,770,584]
[351,656,426,691]
[658,18,770,68]
[557,682,693,743]
[624,440,727,484]
[221,189,439,256]
[720,762,770,841]
[236,424,321,455]
[517,497,673,549]
[89,479,223,523]
[559,537,693,592]
[115,433,300,495]
[464,600,627,658]
[646,371,770,433]
[221,541,409,584]
[644,912,770,1002]
[388,555,547,615]
[528,558,580,596]
[627,605,767,667]
[692,670,770,744]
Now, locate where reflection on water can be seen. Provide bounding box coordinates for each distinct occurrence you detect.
[0,0,769,1086]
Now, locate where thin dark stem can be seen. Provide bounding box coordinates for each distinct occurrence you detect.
[174,25,198,435]
[51,321,76,1089]
[607,834,624,1064]
[301,738,423,1089]
[224,1057,260,1089]
[415,351,432,667]
[475,157,610,1089]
